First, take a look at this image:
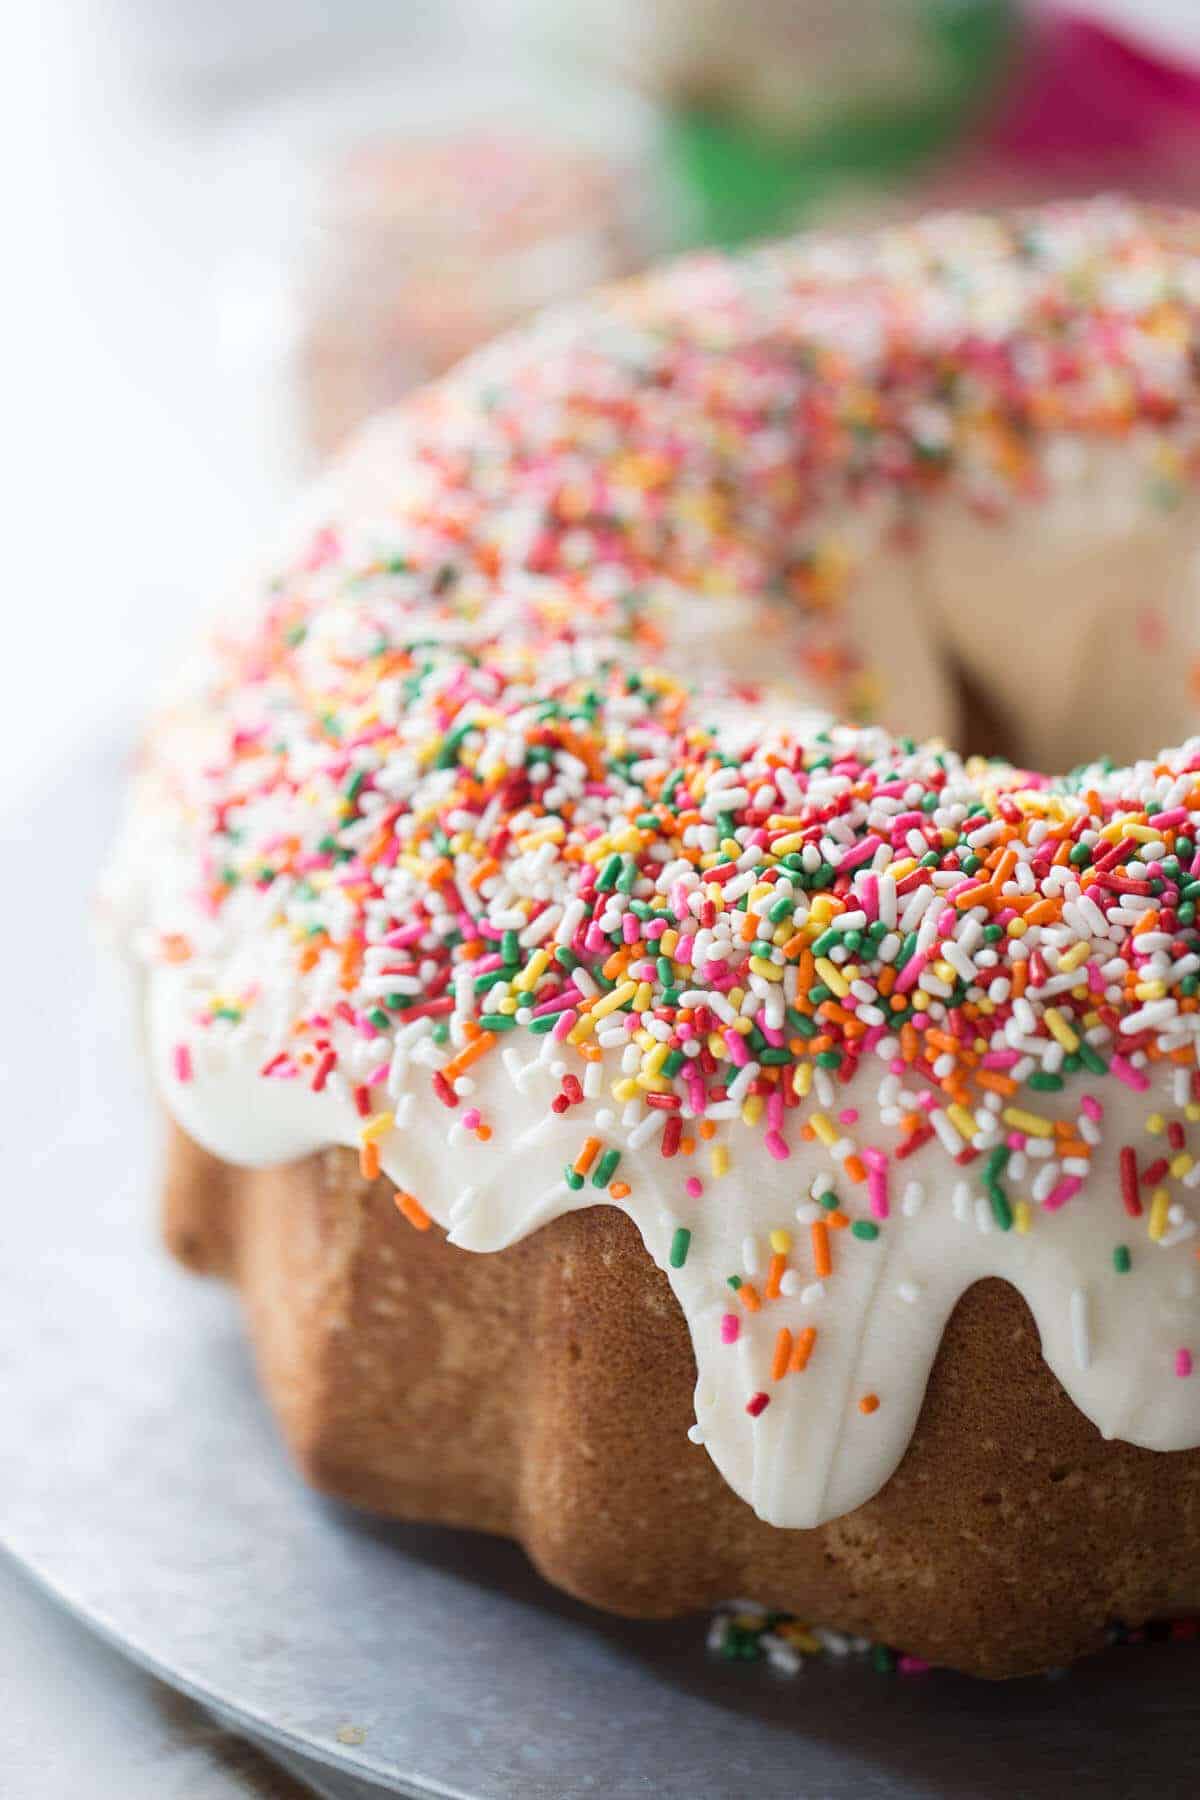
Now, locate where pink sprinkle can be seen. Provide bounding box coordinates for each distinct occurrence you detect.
[622,912,640,944]
[462,1108,481,1130]
[764,1129,790,1161]
[720,1314,740,1344]
[1150,808,1188,830]
[859,874,879,921]
[172,1043,193,1083]
[867,1165,889,1220]
[838,1108,859,1126]
[1006,1132,1027,1153]
[552,1008,578,1041]
[724,1029,749,1068]
[837,834,881,874]
[383,924,425,948]
[1111,1054,1150,1093]
[1177,1349,1194,1379]
[1042,1175,1083,1212]
[894,950,930,996]
[1080,1094,1104,1122]
[898,1655,931,1676]
[685,1176,703,1199]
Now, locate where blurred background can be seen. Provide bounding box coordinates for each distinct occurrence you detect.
[7,0,1200,808]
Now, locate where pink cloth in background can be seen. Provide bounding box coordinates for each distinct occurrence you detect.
[921,10,1200,207]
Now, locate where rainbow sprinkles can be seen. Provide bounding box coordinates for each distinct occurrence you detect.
[127,608,1200,1529]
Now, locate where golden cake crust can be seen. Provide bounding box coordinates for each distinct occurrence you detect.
[165,1120,1200,1678]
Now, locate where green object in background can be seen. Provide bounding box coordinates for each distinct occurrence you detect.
[663,0,1022,245]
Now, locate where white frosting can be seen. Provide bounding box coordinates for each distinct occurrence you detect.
[144,957,1200,1532]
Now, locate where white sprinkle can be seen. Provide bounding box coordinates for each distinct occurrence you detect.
[1070,1287,1091,1370]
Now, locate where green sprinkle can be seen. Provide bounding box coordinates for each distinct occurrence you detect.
[501,930,520,966]
[478,1013,518,1032]
[1113,1244,1132,1274]
[564,1166,585,1191]
[987,1186,1014,1232]
[669,1227,692,1268]
[818,1191,840,1211]
[851,1220,879,1241]
[597,853,622,892]
[592,1148,621,1188]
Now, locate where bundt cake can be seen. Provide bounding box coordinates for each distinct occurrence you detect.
[110,198,1200,1678]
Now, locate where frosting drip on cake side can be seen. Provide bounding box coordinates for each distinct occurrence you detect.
[145,961,1200,1531]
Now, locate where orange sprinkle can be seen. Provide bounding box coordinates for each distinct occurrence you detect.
[609,1181,631,1200]
[765,1252,787,1300]
[811,1221,832,1279]
[858,1393,880,1415]
[843,1153,867,1184]
[789,1326,817,1373]
[394,1189,432,1231]
[359,1141,380,1181]
[737,1282,763,1314]
[977,1070,1018,1097]
[826,1210,850,1231]
[771,1328,793,1382]
[441,1030,498,1081]
[573,1137,601,1176]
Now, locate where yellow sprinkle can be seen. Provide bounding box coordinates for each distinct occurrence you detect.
[632,982,653,1013]
[809,895,841,925]
[933,959,956,986]
[1149,1188,1170,1242]
[749,956,784,982]
[794,1063,813,1097]
[814,957,849,998]
[810,1112,838,1147]
[659,929,679,957]
[1187,1103,1200,1124]
[612,1077,638,1104]
[1057,942,1090,973]
[741,1094,764,1127]
[947,1104,977,1143]
[1002,1107,1055,1139]
[769,1228,793,1253]
[1014,1200,1032,1235]
[1043,1008,1080,1053]
[711,1144,730,1179]
[884,858,918,881]
[1134,981,1168,1002]
[1146,1113,1165,1136]
[1171,1153,1194,1180]
[359,1111,395,1144]
[641,1042,669,1077]
[635,1072,672,1094]
[513,949,550,993]
[771,833,805,856]
[592,980,637,1021]
[707,1032,729,1060]
[1007,917,1028,939]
